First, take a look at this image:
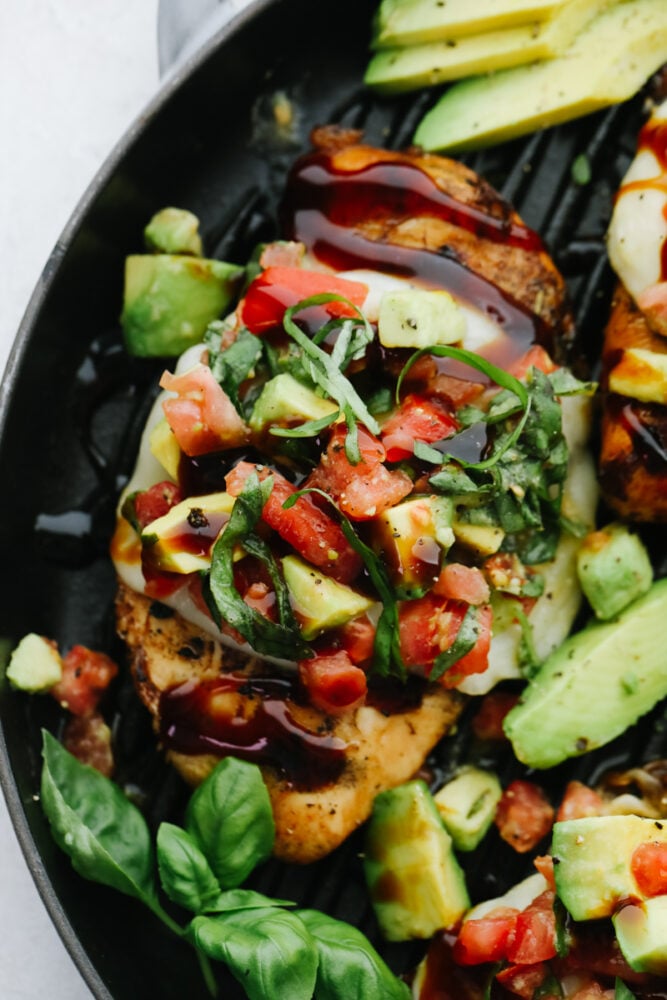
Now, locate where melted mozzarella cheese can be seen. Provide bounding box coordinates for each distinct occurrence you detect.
[607,98,667,303]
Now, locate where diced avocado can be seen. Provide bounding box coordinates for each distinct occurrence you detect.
[576,522,653,621]
[413,0,667,153]
[503,578,667,769]
[467,872,549,921]
[608,347,667,405]
[433,766,502,852]
[141,492,236,573]
[372,0,566,49]
[121,254,243,357]
[6,633,63,693]
[365,0,607,93]
[378,289,466,350]
[281,555,376,640]
[364,780,470,941]
[144,207,203,256]
[452,520,505,556]
[552,815,667,921]
[249,373,338,434]
[371,496,454,597]
[613,896,667,975]
[149,418,181,481]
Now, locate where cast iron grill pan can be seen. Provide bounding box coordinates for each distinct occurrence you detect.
[1,0,666,995]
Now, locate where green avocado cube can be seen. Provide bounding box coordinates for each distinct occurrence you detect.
[378,289,466,350]
[371,495,454,597]
[121,254,243,357]
[249,373,338,434]
[281,555,376,640]
[553,815,667,922]
[364,780,470,941]
[614,895,667,975]
[576,522,653,620]
[141,492,236,573]
[433,766,502,852]
[6,633,63,692]
[144,207,203,256]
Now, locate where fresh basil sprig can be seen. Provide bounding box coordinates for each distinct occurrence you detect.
[205,472,312,661]
[41,733,410,999]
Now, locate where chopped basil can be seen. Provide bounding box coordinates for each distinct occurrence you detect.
[205,323,263,415]
[429,604,480,683]
[571,153,592,186]
[205,472,312,660]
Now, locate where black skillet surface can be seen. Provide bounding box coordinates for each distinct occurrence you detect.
[2,0,667,996]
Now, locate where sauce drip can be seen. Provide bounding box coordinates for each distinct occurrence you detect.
[159,675,347,787]
[280,150,544,359]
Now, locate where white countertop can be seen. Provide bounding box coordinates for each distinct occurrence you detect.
[1,3,160,996]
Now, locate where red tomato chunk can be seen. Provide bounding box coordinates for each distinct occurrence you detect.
[380,392,457,462]
[298,651,367,715]
[494,780,554,854]
[240,266,368,334]
[631,840,667,897]
[51,645,119,717]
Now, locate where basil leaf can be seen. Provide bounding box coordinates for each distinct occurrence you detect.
[205,323,263,413]
[548,366,596,397]
[157,822,222,914]
[429,604,479,683]
[299,909,411,1000]
[207,888,295,913]
[270,409,339,438]
[206,472,312,660]
[40,730,156,905]
[284,486,405,679]
[191,908,319,1000]
[615,980,637,1000]
[185,757,274,889]
[535,973,564,998]
[283,293,380,461]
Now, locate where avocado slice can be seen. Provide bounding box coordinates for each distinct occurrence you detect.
[365,0,607,93]
[281,555,376,640]
[364,780,470,941]
[433,766,502,852]
[144,207,204,256]
[377,289,465,349]
[121,254,243,357]
[141,492,236,574]
[552,815,667,922]
[371,495,454,597]
[503,577,667,769]
[372,0,566,49]
[6,633,63,693]
[576,522,653,621]
[249,373,338,435]
[614,896,667,975]
[413,0,667,153]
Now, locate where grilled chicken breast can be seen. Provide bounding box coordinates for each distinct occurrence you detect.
[114,134,580,864]
[116,583,464,863]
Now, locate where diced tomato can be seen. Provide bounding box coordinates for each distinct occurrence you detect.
[568,981,613,1000]
[379,393,457,462]
[161,363,249,456]
[508,344,557,380]
[533,855,556,891]
[298,650,367,714]
[432,372,486,408]
[51,645,119,717]
[243,581,277,620]
[556,780,604,823]
[453,907,519,965]
[433,563,490,606]
[494,780,555,854]
[240,266,368,334]
[397,594,492,686]
[63,712,114,777]
[631,840,667,897]
[225,461,362,584]
[506,890,557,964]
[471,690,520,741]
[133,481,183,530]
[306,424,412,521]
[495,962,548,998]
[338,615,376,666]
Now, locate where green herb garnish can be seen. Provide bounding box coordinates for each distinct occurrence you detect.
[205,323,263,415]
[41,734,410,1000]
